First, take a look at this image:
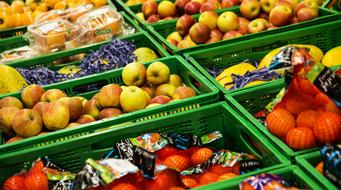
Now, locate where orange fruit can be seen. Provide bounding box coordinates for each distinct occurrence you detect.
[169,187,186,190]
[21,12,34,26]
[163,155,191,172]
[92,0,107,7]
[191,147,213,166]
[315,161,323,175]
[266,108,296,138]
[286,127,316,150]
[35,3,49,12]
[313,111,341,143]
[111,183,137,190]
[298,78,320,96]
[198,172,219,186]
[314,92,341,114]
[296,110,318,128]
[7,13,22,28]
[54,1,67,10]
[217,173,238,181]
[180,175,198,188]
[208,164,235,175]
[285,93,315,115]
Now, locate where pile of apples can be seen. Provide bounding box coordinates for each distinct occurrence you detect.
[0,61,197,144]
[166,0,322,48]
[138,0,240,23]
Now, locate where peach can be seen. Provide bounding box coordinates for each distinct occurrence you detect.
[176,14,196,36]
[184,1,201,14]
[189,23,211,44]
[223,31,243,40]
[198,11,219,30]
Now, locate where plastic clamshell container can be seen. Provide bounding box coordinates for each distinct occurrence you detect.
[147,6,339,54]
[296,151,339,190]
[184,18,341,95]
[76,6,123,43]
[27,19,82,53]
[0,55,219,157]
[0,102,290,188]
[34,4,94,24]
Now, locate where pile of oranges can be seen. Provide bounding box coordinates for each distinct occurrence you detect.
[0,0,107,30]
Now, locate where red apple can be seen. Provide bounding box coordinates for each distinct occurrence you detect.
[240,0,261,19]
[260,0,278,13]
[189,23,211,44]
[177,38,197,49]
[142,1,158,18]
[66,122,82,128]
[141,83,156,98]
[199,11,219,30]
[258,12,269,20]
[40,89,67,102]
[200,1,220,13]
[0,97,23,109]
[6,136,24,144]
[77,114,96,124]
[158,0,176,18]
[58,97,83,121]
[12,109,42,137]
[269,5,293,26]
[147,14,160,23]
[296,7,318,22]
[98,84,122,108]
[42,101,70,131]
[176,14,196,36]
[172,86,197,100]
[184,1,201,14]
[210,29,223,39]
[21,84,45,108]
[0,107,20,135]
[32,102,48,117]
[150,95,172,104]
[145,103,162,109]
[206,37,221,43]
[175,0,191,13]
[223,31,243,40]
[83,99,102,119]
[237,17,250,34]
[275,0,294,10]
[217,11,240,33]
[221,0,240,8]
[98,108,122,119]
[281,0,298,8]
[248,18,268,33]
[290,16,299,24]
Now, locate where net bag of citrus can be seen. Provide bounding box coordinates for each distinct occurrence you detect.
[265,46,341,150]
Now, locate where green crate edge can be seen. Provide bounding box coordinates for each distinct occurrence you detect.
[223,80,321,161]
[146,7,339,55]
[296,151,339,190]
[0,55,220,155]
[0,102,291,189]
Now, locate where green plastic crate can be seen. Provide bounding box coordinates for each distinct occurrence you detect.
[0,0,118,38]
[196,165,322,190]
[0,11,145,60]
[0,102,290,188]
[147,7,339,54]
[224,80,322,160]
[0,55,220,156]
[296,151,339,190]
[184,19,341,96]
[2,31,168,70]
[323,0,340,12]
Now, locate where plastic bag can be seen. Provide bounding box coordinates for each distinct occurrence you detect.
[0,46,40,64]
[76,6,123,44]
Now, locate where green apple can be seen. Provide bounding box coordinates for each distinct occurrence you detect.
[146,61,170,85]
[122,62,146,86]
[155,84,176,97]
[168,74,183,87]
[120,86,148,113]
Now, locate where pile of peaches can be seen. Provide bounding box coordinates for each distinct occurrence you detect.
[166,0,323,48]
[137,0,240,23]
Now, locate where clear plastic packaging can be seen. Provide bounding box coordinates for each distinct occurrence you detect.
[27,19,82,53]
[76,6,123,43]
[0,46,40,64]
[34,4,94,24]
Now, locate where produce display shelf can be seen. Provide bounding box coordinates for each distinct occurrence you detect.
[296,151,339,190]
[0,102,290,188]
[0,11,147,66]
[146,6,339,54]
[184,18,341,96]
[225,80,319,160]
[0,0,118,39]
[197,165,323,190]
[2,30,168,70]
[0,55,220,157]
